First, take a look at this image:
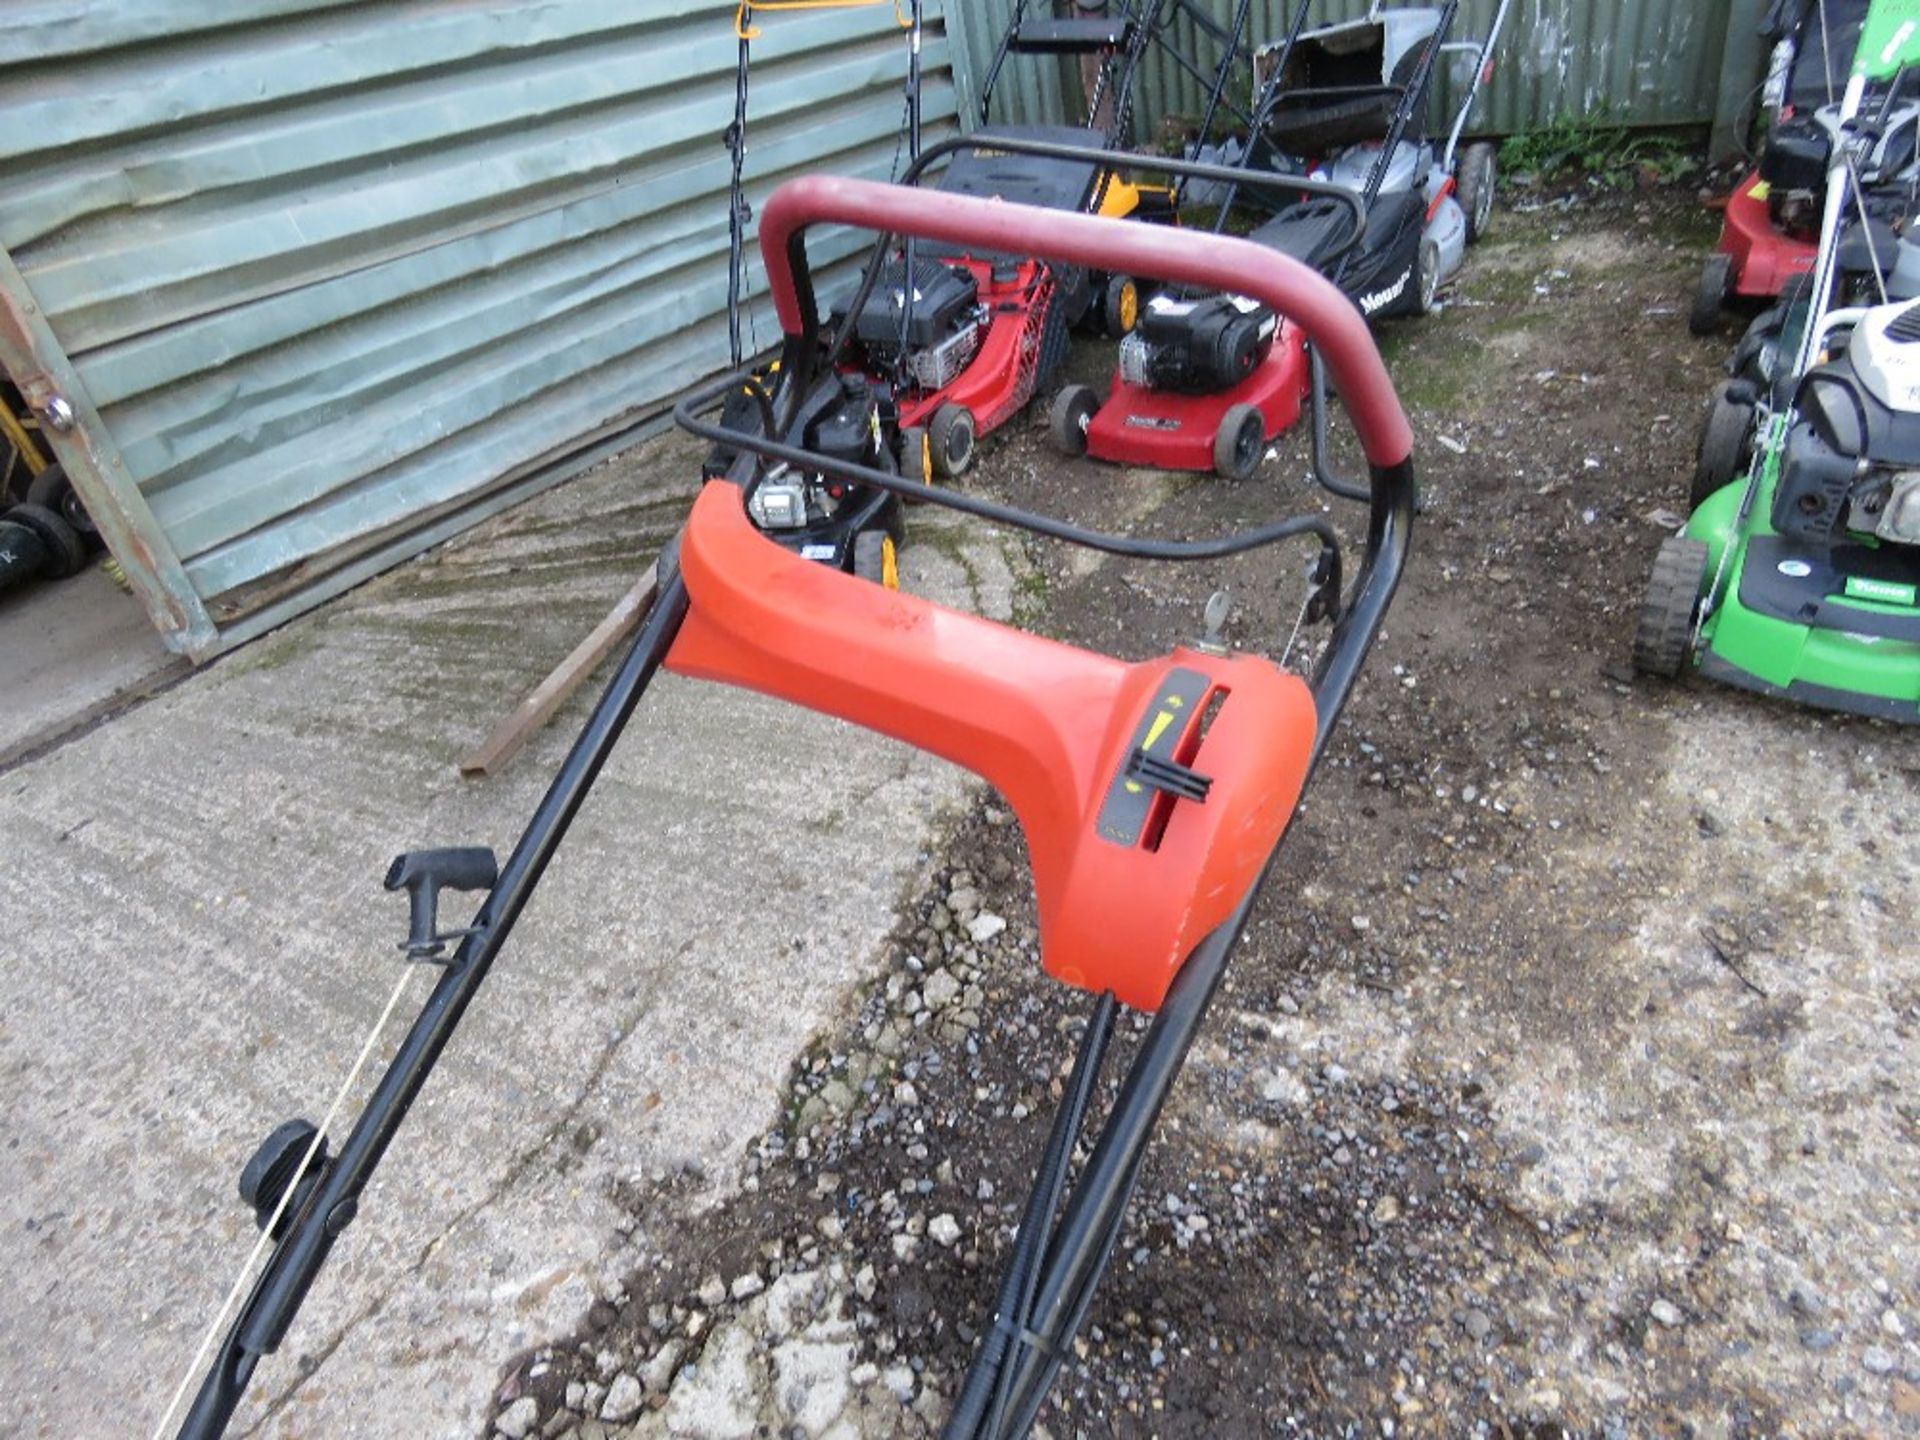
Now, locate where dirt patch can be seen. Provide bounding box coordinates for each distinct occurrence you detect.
[487,186,1917,1439]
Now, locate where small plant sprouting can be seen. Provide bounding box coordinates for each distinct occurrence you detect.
[1500,104,1698,189]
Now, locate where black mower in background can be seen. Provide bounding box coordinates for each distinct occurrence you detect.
[706,0,928,590]
[155,144,1417,1440]
[0,500,91,596]
[1234,0,1509,318]
[0,382,96,596]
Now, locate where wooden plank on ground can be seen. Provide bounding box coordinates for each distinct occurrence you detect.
[458,563,659,777]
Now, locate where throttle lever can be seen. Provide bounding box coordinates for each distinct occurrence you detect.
[384,847,498,961]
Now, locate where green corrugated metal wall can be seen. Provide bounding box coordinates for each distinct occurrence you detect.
[947,0,1743,140]
[0,1,957,657]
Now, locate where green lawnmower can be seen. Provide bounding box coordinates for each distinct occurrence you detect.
[1635,0,1920,723]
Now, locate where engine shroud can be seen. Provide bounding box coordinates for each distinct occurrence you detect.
[831,257,984,392]
[1119,293,1278,395]
[1774,300,1920,545]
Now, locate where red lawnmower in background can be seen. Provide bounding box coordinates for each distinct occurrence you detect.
[828,130,1102,480]
[829,0,1262,479]
[1050,0,1508,480]
[1693,0,1874,332]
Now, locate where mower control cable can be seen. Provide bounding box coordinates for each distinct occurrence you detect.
[677,373,1343,591]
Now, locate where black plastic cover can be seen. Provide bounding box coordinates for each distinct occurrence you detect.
[1136,296,1276,392]
[830,258,979,349]
[1762,115,1830,194]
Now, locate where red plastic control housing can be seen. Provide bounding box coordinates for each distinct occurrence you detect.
[666,482,1317,1012]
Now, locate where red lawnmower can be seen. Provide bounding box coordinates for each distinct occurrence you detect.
[828,131,1116,480]
[830,0,1261,479]
[1693,0,1871,332]
[160,144,1417,1440]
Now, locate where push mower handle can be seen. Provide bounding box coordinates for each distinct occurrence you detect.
[758,140,1414,470]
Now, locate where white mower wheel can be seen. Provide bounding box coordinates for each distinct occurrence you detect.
[929,404,976,480]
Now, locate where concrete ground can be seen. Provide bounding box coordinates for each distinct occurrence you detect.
[0,429,1017,1440]
[0,561,183,767]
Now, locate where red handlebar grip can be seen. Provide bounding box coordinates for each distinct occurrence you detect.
[758,174,1414,469]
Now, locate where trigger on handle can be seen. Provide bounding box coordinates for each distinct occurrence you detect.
[384,847,499,961]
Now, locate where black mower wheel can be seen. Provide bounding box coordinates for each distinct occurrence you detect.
[1036,292,1072,388]
[1213,403,1266,481]
[7,501,89,580]
[26,462,99,541]
[1690,381,1753,511]
[852,528,900,591]
[898,425,933,503]
[1102,275,1140,336]
[1049,385,1099,457]
[929,404,976,479]
[1690,253,1733,336]
[1632,535,1711,678]
[1457,142,1497,243]
[1413,236,1442,316]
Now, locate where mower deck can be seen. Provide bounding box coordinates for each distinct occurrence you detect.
[1685,482,1920,720]
[1718,172,1819,300]
[1085,322,1309,473]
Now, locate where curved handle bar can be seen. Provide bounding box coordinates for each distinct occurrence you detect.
[758,175,1413,471]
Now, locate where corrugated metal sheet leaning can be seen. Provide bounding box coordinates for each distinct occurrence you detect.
[0,1,958,659]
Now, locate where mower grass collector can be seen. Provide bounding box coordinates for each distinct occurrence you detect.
[157,165,1416,1440]
[1639,7,1920,723]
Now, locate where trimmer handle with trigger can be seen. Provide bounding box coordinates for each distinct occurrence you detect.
[384,847,499,960]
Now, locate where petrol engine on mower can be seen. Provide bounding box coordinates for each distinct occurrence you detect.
[832,257,989,394]
[739,372,892,533]
[1775,301,1920,546]
[1117,292,1278,394]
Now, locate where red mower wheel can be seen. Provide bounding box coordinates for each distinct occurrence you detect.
[929,404,976,479]
[1213,403,1266,481]
[1690,253,1732,336]
[1049,385,1098,457]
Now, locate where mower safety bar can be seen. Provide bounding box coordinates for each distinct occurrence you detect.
[760,153,1411,469]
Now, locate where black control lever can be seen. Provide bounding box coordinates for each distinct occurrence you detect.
[383,847,499,961]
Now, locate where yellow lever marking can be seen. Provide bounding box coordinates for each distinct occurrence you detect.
[1142,710,1176,751]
